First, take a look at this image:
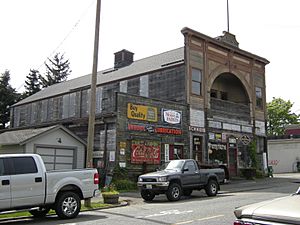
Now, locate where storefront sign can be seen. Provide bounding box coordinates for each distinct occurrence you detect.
[162,109,181,124]
[156,127,182,135]
[127,123,182,135]
[209,143,227,150]
[240,135,251,145]
[208,132,215,140]
[189,126,205,133]
[93,151,104,158]
[215,133,222,142]
[190,108,205,127]
[127,103,157,122]
[131,140,160,164]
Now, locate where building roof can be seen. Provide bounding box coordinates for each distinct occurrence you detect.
[14,47,185,106]
[0,125,86,146]
[181,27,270,64]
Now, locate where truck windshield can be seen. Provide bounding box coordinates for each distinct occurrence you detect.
[165,160,184,171]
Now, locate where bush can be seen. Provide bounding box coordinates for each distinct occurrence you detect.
[101,183,119,195]
[113,179,137,191]
[255,170,265,178]
[240,168,256,180]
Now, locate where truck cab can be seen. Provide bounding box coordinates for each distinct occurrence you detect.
[0,155,46,211]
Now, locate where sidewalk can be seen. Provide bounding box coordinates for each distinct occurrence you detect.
[92,173,300,206]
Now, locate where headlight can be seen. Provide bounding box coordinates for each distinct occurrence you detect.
[138,177,143,182]
[157,177,167,182]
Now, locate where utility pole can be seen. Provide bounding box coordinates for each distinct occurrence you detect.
[227,0,230,32]
[85,0,101,207]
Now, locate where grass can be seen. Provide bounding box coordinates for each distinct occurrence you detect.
[0,202,111,219]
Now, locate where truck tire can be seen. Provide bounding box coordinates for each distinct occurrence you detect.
[55,191,81,219]
[166,183,182,201]
[141,190,155,201]
[183,189,193,196]
[29,207,50,218]
[205,179,218,196]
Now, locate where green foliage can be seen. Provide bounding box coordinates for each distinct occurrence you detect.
[101,183,119,195]
[249,139,257,169]
[0,70,19,129]
[267,97,300,136]
[23,69,41,97]
[39,52,71,88]
[112,165,129,181]
[255,170,265,178]
[113,179,137,191]
[111,165,137,191]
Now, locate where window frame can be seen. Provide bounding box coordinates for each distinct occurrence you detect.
[255,87,263,109]
[191,68,202,96]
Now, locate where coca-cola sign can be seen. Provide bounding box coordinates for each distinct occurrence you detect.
[162,109,181,125]
[131,140,161,164]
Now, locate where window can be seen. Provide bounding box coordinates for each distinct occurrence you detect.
[12,157,38,175]
[183,161,197,172]
[210,89,218,98]
[0,159,5,176]
[256,87,263,109]
[191,68,202,95]
[140,75,149,97]
[220,91,228,100]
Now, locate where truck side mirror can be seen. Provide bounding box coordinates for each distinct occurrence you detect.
[182,168,189,173]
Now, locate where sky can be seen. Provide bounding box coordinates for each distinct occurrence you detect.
[1,0,300,111]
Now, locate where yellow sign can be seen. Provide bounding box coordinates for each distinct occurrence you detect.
[127,103,157,122]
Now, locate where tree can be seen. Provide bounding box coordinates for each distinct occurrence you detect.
[0,70,19,129]
[267,97,300,136]
[23,69,41,97]
[39,53,71,87]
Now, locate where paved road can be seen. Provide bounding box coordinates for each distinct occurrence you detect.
[1,173,300,225]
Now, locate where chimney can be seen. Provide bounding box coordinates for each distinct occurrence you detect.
[114,49,134,69]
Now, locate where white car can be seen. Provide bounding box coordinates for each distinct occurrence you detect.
[234,188,300,225]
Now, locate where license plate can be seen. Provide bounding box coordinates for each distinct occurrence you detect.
[146,184,152,189]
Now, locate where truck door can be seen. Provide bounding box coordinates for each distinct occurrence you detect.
[181,161,200,186]
[10,156,45,208]
[0,158,11,210]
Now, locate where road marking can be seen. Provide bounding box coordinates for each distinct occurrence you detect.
[197,215,224,221]
[136,209,193,219]
[175,220,194,224]
[173,214,224,225]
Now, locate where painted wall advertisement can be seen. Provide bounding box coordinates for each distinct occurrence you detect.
[162,109,181,125]
[127,103,157,122]
[131,140,161,164]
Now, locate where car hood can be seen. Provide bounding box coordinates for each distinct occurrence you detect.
[235,194,300,224]
[140,170,178,177]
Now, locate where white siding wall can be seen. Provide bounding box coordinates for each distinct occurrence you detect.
[268,139,300,173]
[0,145,24,154]
[25,129,85,168]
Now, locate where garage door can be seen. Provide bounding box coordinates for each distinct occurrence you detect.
[35,147,75,171]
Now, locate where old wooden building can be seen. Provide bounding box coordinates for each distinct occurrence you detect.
[8,27,269,179]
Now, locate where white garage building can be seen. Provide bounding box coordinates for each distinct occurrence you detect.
[0,125,86,170]
[268,138,300,173]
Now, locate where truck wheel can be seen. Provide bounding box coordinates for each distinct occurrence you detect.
[205,179,218,196]
[141,190,155,201]
[55,192,81,219]
[29,207,50,218]
[166,183,182,201]
[183,189,193,196]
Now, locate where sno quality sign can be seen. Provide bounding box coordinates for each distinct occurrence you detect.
[162,109,181,125]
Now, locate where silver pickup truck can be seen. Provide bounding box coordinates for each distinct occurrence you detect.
[0,154,99,219]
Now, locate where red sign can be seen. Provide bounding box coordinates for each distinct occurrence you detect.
[131,140,161,164]
[127,124,182,135]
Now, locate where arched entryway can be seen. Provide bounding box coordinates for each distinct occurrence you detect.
[208,72,251,177]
